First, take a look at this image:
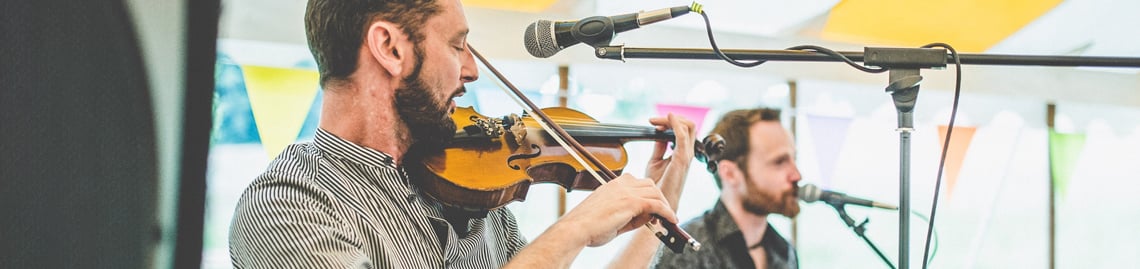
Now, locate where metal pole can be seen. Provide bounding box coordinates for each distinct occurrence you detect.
[899,129,912,269]
[886,68,922,269]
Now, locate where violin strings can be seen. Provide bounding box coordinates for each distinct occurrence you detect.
[530,123,664,136]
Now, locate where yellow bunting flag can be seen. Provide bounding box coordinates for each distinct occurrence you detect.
[461,0,557,13]
[242,65,320,159]
[937,125,977,198]
[823,0,1064,52]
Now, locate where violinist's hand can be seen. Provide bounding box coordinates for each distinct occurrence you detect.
[646,113,696,207]
[504,174,677,269]
[561,174,678,247]
[604,114,697,269]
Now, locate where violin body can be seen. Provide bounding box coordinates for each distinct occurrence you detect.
[457,46,710,253]
[420,107,644,212]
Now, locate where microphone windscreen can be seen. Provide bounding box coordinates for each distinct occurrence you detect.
[798,183,821,203]
[524,20,559,58]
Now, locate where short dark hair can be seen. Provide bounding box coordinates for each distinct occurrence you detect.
[709,107,782,188]
[305,0,441,86]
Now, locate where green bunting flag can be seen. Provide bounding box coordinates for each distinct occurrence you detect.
[1049,130,1087,200]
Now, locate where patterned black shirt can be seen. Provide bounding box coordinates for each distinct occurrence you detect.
[229,129,527,268]
[654,201,798,269]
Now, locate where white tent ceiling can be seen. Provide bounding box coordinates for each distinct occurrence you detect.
[219,0,1140,106]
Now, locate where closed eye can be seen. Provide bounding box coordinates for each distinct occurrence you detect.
[772,155,790,165]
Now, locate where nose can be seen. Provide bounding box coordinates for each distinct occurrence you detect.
[460,43,479,83]
[789,160,802,184]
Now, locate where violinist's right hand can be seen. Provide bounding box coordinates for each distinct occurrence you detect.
[503,174,677,269]
[559,174,678,247]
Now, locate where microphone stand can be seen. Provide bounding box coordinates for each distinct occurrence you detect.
[830,203,896,269]
[592,45,1140,269]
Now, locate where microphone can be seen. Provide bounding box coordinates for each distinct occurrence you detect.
[523,5,694,58]
[798,183,898,210]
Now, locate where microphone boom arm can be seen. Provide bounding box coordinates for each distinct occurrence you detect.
[593,46,1140,68]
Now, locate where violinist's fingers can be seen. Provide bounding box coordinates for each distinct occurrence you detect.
[644,195,679,224]
[671,114,695,138]
[648,115,672,131]
[649,112,695,129]
[665,113,696,161]
[650,140,669,160]
[621,212,653,234]
[622,176,679,223]
[616,192,676,234]
[648,119,667,131]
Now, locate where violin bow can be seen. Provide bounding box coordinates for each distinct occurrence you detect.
[468,45,701,253]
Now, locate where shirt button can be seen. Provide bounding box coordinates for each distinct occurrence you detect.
[406,193,416,203]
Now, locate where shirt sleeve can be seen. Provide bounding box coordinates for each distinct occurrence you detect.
[228,174,372,269]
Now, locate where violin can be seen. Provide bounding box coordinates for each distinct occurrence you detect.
[419,106,725,213]
[416,45,718,253]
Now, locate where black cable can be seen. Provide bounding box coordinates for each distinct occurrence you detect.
[786,45,887,73]
[698,11,765,67]
[918,42,961,269]
[698,12,887,73]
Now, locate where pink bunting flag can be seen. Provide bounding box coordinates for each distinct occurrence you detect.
[655,104,710,135]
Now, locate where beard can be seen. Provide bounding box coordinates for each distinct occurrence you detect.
[740,174,800,217]
[395,47,460,160]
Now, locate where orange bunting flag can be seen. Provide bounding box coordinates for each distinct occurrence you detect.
[937,125,977,199]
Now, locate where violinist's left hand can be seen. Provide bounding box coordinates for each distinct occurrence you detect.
[645,113,696,208]
[603,113,697,269]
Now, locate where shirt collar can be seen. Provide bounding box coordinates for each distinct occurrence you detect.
[314,128,399,170]
[708,200,741,242]
[708,200,793,262]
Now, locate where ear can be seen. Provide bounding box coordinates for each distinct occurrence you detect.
[363,20,412,77]
[717,160,743,188]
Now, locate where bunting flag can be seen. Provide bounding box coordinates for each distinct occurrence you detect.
[1049,131,1086,200]
[212,57,261,144]
[822,0,1064,52]
[242,65,321,158]
[936,125,977,199]
[806,115,852,188]
[655,104,711,135]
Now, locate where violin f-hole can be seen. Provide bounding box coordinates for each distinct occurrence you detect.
[507,144,542,170]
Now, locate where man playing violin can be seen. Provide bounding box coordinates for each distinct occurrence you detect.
[654,108,801,269]
[228,0,696,268]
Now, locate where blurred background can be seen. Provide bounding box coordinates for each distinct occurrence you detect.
[5,0,1140,268]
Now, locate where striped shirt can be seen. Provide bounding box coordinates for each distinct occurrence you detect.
[229,128,527,268]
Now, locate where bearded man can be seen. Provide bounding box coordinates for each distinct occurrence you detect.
[655,108,801,269]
